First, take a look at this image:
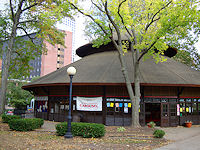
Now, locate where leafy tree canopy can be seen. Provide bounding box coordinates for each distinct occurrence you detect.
[173,49,200,70]
[6,80,33,108]
[69,0,200,127]
[0,0,71,79]
[81,0,200,63]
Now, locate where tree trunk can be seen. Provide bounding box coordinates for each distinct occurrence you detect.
[0,8,20,114]
[0,40,14,114]
[117,49,135,104]
[133,59,141,127]
[129,40,141,127]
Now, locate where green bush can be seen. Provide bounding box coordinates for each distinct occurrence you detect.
[147,121,156,128]
[8,118,44,131]
[10,99,29,110]
[1,114,21,123]
[56,122,105,138]
[153,129,165,138]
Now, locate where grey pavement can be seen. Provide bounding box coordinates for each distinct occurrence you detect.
[154,126,200,150]
[35,120,59,132]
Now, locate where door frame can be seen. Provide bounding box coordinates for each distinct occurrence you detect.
[161,103,170,127]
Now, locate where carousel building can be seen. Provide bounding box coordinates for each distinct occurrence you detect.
[22,42,200,127]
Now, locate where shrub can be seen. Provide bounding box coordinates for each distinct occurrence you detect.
[153,129,165,138]
[147,121,156,128]
[10,99,29,110]
[8,118,44,131]
[117,127,126,132]
[56,122,105,138]
[1,114,21,123]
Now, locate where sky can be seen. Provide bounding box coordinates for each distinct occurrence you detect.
[0,0,199,54]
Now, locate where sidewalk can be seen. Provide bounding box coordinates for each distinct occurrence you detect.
[154,125,200,150]
[35,120,59,132]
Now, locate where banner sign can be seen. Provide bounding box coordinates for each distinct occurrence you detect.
[177,104,180,116]
[77,97,102,111]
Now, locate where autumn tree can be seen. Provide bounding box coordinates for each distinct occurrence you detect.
[69,0,200,127]
[173,49,200,70]
[0,0,71,114]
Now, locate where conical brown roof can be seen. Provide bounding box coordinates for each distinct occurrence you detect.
[23,50,200,89]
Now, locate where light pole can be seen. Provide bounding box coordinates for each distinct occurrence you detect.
[64,66,76,138]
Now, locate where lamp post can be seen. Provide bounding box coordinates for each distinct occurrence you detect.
[64,66,76,138]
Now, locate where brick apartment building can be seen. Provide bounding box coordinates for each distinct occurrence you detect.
[40,31,73,77]
[28,30,73,80]
[1,30,73,81]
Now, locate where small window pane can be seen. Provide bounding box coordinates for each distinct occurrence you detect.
[161,98,168,103]
[186,98,192,102]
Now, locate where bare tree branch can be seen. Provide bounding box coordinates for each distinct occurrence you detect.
[105,1,121,45]
[9,0,15,21]
[21,2,38,12]
[138,40,158,61]
[17,27,35,43]
[18,19,38,25]
[145,0,172,31]
[69,2,108,35]
[14,50,21,56]
[117,0,133,37]
[91,0,105,13]
[131,28,137,45]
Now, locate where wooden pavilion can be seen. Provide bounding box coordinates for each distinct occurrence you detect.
[23,42,200,127]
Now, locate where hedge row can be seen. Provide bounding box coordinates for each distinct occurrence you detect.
[2,114,21,123]
[8,118,44,131]
[56,122,105,138]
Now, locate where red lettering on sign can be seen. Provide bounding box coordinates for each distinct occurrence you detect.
[80,104,98,108]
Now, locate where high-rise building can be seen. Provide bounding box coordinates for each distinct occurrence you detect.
[1,30,73,81]
[29,30,73,80]
[57,17,76,62]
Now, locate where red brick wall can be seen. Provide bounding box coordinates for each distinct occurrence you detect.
[40,30,73,76]
[64,31,72,66]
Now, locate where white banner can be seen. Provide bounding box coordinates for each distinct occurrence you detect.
[76,97,102,111]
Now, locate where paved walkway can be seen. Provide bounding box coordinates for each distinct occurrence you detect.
[35,121,59,132]
[154,125,200,150]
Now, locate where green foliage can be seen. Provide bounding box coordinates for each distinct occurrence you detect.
[73,0,200,62]
[0,0,72,79]
[6,81,33,108]
[8,118,44,131]
[56,122,105,138]
[147,121,156,128]
[153,129,165,138]
[1,114,21,123]
[117,127,126,132]
[173,50,200,70]
[10,99,29,110]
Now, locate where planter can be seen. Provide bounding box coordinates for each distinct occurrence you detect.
[185,122,192,128]
[147,121,155,128]
[147,124,151,128]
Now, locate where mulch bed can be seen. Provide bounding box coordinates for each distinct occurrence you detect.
[0,119,169,150]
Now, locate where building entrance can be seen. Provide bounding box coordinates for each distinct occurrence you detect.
[145,103,161,126]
